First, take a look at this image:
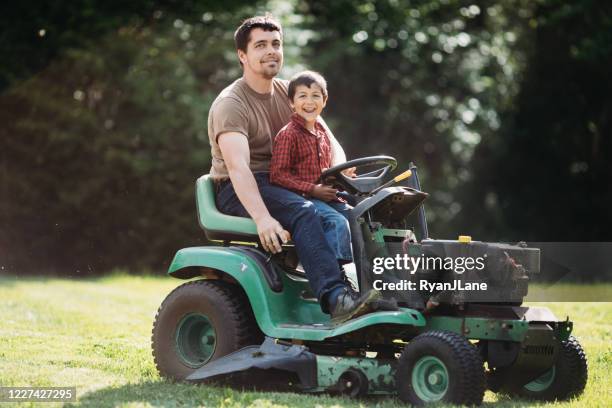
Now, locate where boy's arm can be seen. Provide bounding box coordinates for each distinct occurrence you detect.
[270,130,316,195]
[218,132,289,253]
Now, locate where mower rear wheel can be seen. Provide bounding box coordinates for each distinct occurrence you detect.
[396,330,485,406]
[151,279,262,381]
[516,336,588,401]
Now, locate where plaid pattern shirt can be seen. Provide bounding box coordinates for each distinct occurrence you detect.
[270,113,332,195]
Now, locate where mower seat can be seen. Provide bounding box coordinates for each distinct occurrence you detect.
[196,174,259,242]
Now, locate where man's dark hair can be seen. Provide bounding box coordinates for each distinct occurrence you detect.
[288,71,328,101]
[234,14,283,53]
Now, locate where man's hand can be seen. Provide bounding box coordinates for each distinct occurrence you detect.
[255,215,290,253]
[311,184,338,202]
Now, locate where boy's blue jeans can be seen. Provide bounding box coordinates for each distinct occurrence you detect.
[216,173,347,313]
[309,199,353,264]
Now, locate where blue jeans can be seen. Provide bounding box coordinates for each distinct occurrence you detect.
[310,199,353,264]
[216,173,346,313]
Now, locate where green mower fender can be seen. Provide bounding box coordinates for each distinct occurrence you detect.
[168,246,426,341]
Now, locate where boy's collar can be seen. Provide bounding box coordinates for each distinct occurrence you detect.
[291,112,319,133]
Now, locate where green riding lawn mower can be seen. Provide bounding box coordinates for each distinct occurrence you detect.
[151,157,587,405]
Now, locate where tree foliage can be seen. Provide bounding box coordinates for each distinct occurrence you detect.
[1,0,610,276]
[463,0,612,241]
[300,0,535,235]
[0,0,246,89]
[0,4,258,273]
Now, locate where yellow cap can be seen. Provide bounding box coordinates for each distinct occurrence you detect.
[393,169,412,182]
[458,235,472,243]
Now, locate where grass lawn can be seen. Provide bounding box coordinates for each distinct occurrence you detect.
[0,274,610,407]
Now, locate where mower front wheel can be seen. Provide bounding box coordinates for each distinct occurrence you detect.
[396,330,485,406]
[151,279,262,381]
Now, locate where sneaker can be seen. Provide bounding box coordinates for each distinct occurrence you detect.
[330,289,382,324]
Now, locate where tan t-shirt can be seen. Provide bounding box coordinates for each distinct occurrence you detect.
[208,78,293,180]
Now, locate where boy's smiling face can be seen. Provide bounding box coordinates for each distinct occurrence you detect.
[291,83,327,126]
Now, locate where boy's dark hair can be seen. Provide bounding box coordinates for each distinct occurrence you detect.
[288,71,328,101]
[234,14,283,53]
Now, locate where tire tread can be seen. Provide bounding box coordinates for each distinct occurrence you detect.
[151,279,262,380]
[517,335,588,401]
[397,330,485,406]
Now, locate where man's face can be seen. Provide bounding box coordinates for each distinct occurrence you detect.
[238,28,283,79]
[291,84,327,124]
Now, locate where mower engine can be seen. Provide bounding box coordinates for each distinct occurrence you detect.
[416,239,540,305]
[360,233,540,308]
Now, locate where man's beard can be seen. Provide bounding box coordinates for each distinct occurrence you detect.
[261,65,279,79]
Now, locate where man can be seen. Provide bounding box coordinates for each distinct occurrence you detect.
[207,15,382,323]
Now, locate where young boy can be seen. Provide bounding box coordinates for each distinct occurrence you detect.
[270,71,353,268]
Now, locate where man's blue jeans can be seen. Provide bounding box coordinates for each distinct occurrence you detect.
[216,173,346,313]
[310,199,353,264]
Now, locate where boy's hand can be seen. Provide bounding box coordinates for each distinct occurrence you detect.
[311,184,338,202]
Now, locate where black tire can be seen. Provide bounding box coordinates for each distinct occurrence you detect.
[396,330,485,406]
[515,336,588,401]
[151,279,263,381]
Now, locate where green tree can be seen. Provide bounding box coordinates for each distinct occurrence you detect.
[0,6,259,274]
[462,0,612,242]
[299,0,534,237]
[0,0,245,89]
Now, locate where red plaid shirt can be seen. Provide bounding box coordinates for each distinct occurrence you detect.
[270,113,332,195]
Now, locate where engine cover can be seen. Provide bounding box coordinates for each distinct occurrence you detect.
[363,239,540,307]
[419,239,540,304]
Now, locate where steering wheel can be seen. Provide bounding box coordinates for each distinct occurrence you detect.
[320,156,397,195]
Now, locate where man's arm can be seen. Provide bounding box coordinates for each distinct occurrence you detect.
[319,117,356,176]
[218,132,289,253]
[318,117,346,166]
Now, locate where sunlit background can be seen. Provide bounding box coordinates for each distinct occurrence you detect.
[1,0,610,276]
